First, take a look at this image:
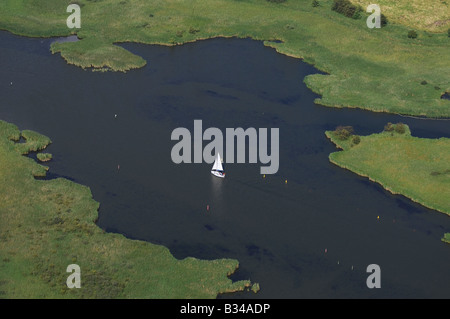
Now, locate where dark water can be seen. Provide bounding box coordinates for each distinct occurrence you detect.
[1,31,450,298]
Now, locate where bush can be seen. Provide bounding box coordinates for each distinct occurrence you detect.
[334,125,354,140]
[384,122,395,132]
[331,0,362,19]
[352,135,361,145]
[267,0,286,3]
[380,13,388,27]
[395,123,406,134]
[189,27,200,34]
[421,80,427,85]
[448,28,450,37]
[352,7,363,19]
[312,0,320,7]
[70,0,85,7]
[407,30,418,39]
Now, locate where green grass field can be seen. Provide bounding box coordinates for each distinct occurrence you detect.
[0,120,252,298]
[0,0,449,117]
[349,0,450,32]
[326,124,450,241]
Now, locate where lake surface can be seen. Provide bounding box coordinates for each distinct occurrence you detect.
[1,31,450,298]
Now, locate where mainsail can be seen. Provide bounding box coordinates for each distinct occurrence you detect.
[212,153,223,171]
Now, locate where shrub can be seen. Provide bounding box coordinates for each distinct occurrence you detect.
[395,123,406,134]
[429,169,449,176]
[407,30,418,39]
[312,0,320,7]
[448,28,450,37]
[421,80,427,85]
[334,125,354,140]
[331,0,362,19]
[384,122,395,132]
[352,7,363,19]
[189,27,200,34]
[352,135,361,145]
[380,13,388,27]
[267,0,286,3]
[70,0,85,7]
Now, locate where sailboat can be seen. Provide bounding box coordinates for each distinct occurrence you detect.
[211,153,225,178]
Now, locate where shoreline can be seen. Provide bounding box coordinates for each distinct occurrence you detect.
[328,155,450,217]
[325,130,450,217]
[0,120,253,298]
[1,0,448,117]
[325,128,450,244]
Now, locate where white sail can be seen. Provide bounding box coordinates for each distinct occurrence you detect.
[212,153,223,171]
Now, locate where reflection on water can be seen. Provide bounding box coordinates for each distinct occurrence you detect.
[210,174,224,206]
[50,35,79,46]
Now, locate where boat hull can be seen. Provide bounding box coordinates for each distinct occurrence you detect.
[211,170,225,178]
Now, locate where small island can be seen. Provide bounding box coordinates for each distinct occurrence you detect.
[37,153,53,162]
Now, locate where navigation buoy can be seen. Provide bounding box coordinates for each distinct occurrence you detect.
[114,114,117,118]
[263,174,265,178]
[325,248,327,253]
[10,82,12,86]
[285,179,287,184]
[206,204,210,211]
[377,215,380,220]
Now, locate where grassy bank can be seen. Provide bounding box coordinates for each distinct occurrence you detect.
[0,120,252,298]
[326,125,450,243]
[326,124,450,215]
[349,0,450,32]
[326,124,450,241]
[0,0,449,117]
